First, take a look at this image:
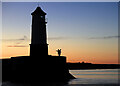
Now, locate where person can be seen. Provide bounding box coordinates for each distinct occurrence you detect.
[56,49,61,56]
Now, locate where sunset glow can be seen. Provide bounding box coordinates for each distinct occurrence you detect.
[2,2,118,64]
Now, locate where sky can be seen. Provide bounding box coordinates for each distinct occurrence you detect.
[2,2,119,64]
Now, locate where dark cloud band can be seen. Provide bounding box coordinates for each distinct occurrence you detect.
[88,35,119,39]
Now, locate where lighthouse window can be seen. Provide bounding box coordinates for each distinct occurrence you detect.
[41,16,43,18]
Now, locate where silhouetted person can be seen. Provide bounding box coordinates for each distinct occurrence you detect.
[56,49,61,56]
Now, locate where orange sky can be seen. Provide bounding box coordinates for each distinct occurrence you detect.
[1,38,118,64]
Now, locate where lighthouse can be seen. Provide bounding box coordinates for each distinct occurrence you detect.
[30,6,48,56]
[3,6,75,83]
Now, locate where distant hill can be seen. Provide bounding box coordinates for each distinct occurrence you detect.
[67,62,120,70]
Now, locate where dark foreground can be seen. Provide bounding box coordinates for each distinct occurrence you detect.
[2,82,120,86]
[2,56,75,82]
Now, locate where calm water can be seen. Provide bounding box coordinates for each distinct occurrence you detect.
[69,69,120,84]
[2,69,120,86]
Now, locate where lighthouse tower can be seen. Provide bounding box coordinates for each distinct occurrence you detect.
[30,6,48,56]
[8,6,75,83]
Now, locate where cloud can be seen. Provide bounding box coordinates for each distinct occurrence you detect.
[3,36,69,47]
[6,36,67,47]
[2,36,67,41]
[7,45,28,47]
[17,35,28,41]
[2,35,29,41]
[88,35,120,39]
[5,35,29,47]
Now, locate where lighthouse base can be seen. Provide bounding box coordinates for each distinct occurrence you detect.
[2,55,75,83]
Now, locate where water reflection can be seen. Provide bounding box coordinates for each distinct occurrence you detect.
[69,69,119,84]
[2,69,119,86]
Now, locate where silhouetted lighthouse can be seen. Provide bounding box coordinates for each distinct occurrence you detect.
[30,6,48,56]
[3,6,75,83]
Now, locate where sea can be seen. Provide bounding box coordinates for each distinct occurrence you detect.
[1,69,120,86]
[69,69,120,85]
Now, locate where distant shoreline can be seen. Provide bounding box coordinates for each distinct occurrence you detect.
[67,63,120,70]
